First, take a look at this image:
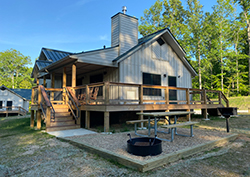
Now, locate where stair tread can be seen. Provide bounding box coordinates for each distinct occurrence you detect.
[47,124,80,128]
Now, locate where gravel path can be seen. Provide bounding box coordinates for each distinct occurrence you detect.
[65,128,230,161]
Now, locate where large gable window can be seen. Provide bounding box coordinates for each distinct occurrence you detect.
[143,73,161,96]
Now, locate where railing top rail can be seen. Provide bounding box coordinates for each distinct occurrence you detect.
[45,88,63,91]
[73,82,105,89]
[39,85,52,107]
[32,86,38,89]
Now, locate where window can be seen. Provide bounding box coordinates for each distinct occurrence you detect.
[0,101,2,109]
[143,73,161,96]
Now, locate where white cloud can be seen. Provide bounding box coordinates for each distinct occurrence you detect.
[99,35,109,41]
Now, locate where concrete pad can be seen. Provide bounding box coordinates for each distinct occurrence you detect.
[47,128,97,138]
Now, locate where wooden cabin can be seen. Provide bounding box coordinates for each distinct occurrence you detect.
[30,11,229,132]
[0,85,30,117]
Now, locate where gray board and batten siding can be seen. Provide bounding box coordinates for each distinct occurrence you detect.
[118,39,192,102]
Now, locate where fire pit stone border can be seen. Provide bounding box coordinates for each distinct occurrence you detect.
[58,134,238,172]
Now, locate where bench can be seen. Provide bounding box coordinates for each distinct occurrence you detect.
[161,121,199,142]
[126,119,154,137]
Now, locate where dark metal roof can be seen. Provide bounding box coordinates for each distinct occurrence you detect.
[36,60,52,70]
[41,48,73,63]
[0,85,31,100]
[10,88,32,100]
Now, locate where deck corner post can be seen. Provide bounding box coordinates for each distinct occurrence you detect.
[104,111,110,132]
[31,88,35,104]
[63,67,67,104]
[186,88,191,121]
[139,84,143,104]
[86,85,90,104]
[30,110,34,128]
[85,111,90,128]
[165,87,169,104]
[51,72,55,101]
[72,63,76,95]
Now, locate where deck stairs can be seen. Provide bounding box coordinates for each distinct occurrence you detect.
[45,104,80,132]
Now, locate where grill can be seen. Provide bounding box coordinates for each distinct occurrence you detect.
[218,107,237,133]
[127,134,162,156]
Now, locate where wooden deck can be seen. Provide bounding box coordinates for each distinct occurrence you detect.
[30,82,229,132]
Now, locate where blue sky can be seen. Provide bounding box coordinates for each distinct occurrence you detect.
[0,0,218,66]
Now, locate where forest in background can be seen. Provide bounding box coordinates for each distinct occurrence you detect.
[139,0,250,97]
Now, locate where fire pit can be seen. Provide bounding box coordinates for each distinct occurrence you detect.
[127,134,162,156]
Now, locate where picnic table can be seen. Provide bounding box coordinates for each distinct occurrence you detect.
[127,111,198,142]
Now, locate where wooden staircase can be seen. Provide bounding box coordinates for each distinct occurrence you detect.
[46,104,80,132]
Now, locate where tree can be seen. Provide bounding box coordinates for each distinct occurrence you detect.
[234,0,250,95]
[0,49,33,89]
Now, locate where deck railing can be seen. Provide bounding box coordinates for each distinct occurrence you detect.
[38,85,55,125]
[0,106,28,115]
[31,82,229,108]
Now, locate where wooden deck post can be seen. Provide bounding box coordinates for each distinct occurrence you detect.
[85,111,90,128]
[77,110,81,125]
[37,86,42,129]
[218,91,222,105]
[105,82,110,105]
[31,88,35,104]
[63,67,67,104]
[165,87,169,105]
[36,110,41,130]
[51,73,55,101]
[139,84,143,104]
[30,110,34,128]
[104,111,110,132]
[202,89,208,119]
[72,64,76,95]
[186,88,191,121]
[46,107,51,128]
[86,85,90,104]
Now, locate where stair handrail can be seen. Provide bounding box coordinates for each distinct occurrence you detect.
[39,85,55,122]
[220,91,229,107]
[64,87,81,121]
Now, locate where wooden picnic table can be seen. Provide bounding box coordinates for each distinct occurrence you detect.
[133,111,198,142]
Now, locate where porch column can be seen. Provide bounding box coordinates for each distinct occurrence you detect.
[104,111,109,132]
[43,76,46,87]
[51,73,55,101]
[63,67,67,104]
[30,110,35,128]
[85,111,90,129]
[165,87,170,124]
[36,78,39,86]
[72,63,76,89]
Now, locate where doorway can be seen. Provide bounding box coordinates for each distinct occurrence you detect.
[7,101,12,111]
[168,76,177,103]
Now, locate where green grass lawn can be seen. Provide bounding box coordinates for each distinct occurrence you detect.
[227,96,250,110]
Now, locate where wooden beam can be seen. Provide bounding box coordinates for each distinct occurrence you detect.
[104,111,109,132]
[85,111,90,128]
[186,88,191,121]
[105,82,110,105]
[36,78,39,85]
[139,85,143,104]
[165,87,169,105]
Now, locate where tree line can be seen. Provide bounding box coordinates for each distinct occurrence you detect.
[0,49,34,89]
[139,0,250,97]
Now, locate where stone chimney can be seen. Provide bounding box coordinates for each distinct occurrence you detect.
[111,8,138,56]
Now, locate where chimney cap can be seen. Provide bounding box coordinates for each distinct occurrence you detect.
[122,6,127,14]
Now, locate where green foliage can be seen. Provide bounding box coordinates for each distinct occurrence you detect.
[0,48,35,89]
[139,0,250,96]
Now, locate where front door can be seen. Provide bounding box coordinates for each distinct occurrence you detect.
[7,101,12,111]
[168,76,177,103]
[90,74,103,96]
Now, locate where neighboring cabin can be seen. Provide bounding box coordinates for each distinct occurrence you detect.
[0,85,31,116]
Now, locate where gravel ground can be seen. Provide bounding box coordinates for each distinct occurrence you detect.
[65,128,230,161]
